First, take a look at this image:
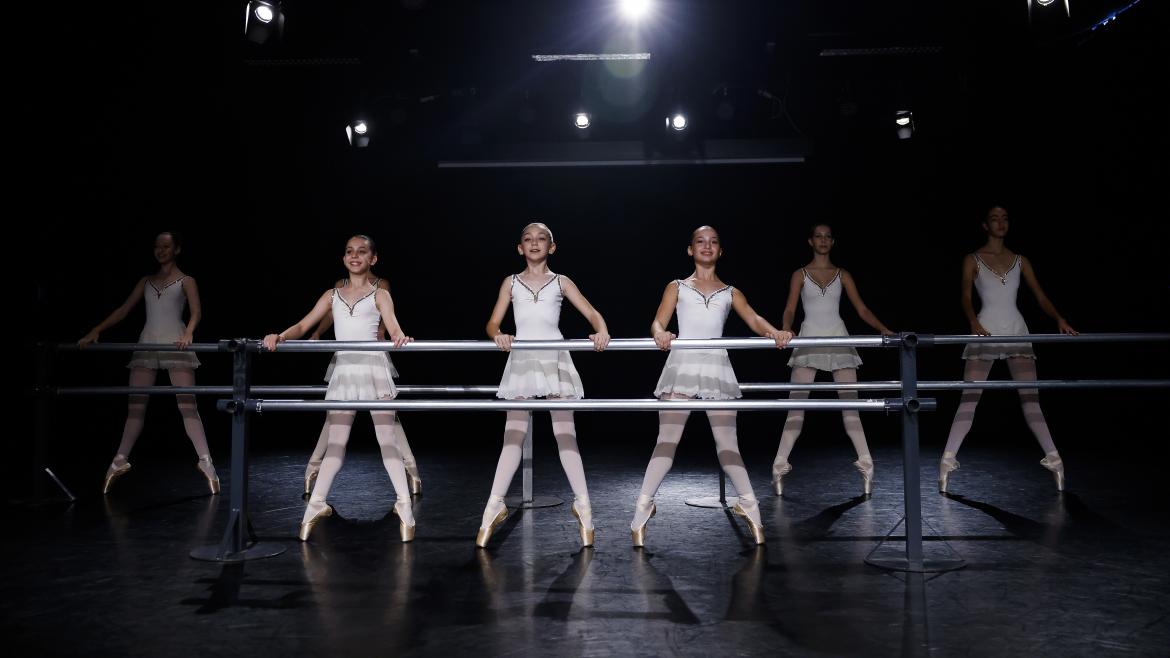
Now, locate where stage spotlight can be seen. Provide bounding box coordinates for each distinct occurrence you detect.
[245,1,283,44]
[346,120,370,148]
[574,113,591,129]
[618,0,652,21]
[895,111,914,140]
[669,113,687,131]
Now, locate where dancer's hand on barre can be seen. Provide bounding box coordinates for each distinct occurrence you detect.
[78,330,100,348]
[589,332,610,351]
[493,333,514,352]
[765,330,794,349]
[388,333,412,348]
[653,330,676,351]
[970,322,991,337]
[262,334,285,351]
[1057,319,1078,335]
[175,330,194,350]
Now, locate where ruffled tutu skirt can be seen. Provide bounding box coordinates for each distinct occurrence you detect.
[497,350,584,399]
[127,328,200,370]
[325,353,399,380]
[654,349,741,400]
[787,322,862,371]
[325,352,398,400]
[962,312,1035,360]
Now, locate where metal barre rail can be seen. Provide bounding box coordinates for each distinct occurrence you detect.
[56,379,1170,396]
[229,398,933,413]
[930,332,1170,345]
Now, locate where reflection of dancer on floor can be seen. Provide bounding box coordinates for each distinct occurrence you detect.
[79,231,219,495]
[630,226,793,547]
[264,235,416,542]
[772,224,894,497]
[475,223,610,549]
[939,205,1077,493]
[302,275,421,498]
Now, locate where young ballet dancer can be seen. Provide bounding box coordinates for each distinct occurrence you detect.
[263,235,416,542]
[475,222,610,549]
[630,226,793,547]
[302,275,421,498]
[939,205,1077,492]
[771,224,894,497]
[79,231,219,495]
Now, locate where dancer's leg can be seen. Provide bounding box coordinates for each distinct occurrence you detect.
[773,367,817,465]
[480,410,530,529]
[1006,357,1059,455]
[372,409,414,527]
[707,410,762,527]
[113,368,157,460]
[167,368,211,458]
[632,399,691,531]
[942,359,995,456]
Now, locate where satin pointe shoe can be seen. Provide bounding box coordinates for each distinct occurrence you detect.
[393,500,416,543]
[197,456,220,495]
[475,496,508,548]
[630,497,656,548]
[102,458,131,495]
[771,461,793,497]
[404,461,422,496]
[1040,452,1065,492]
[303,461,321,499]
[938,452,959,493]
[570,499,595,548]
[854,456,874,497]
[298,502,334,542]
[731,497,766,545]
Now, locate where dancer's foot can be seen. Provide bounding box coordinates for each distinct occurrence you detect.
[571,498,595,548]
[393,499,416,542]
[938,452,959,493]
[102,456,131,495]
[197,456,220,495]
[475,496,508,548]
[299,501,333,542]
[303,460,321,499]
[1040,452,1065,492]
[771,460,793,496]
[731,494,765,545]
[854,455,874,497]
[630,495,656,548]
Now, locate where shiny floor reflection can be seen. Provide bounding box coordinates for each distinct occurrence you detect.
[3,441,1169,656]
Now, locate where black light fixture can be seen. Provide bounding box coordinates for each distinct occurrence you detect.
[346,120,370,148]
[895,111,914,140]
[244,1,284,45]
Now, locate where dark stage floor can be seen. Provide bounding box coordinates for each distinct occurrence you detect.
[4,440,1169,657]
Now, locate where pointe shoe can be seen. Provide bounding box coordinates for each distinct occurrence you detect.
[854,457,874,497]
[393,500,416,543]
[475,498,508,548]
[570,500,595,548]
[938,453,959,493]
[298,503,333,542]
[1040,453,1065,492]
[630,498,656,548]
[732,498,766,545]
[303,461,321,498]
[772,461,793,496]
[197,456,220,495]
[102,459,131,495]
[405,462,422,496]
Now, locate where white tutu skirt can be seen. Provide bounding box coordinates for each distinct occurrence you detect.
[497,350,584,399]
[127,330,199,370]
[325,352,398,400]
[962,314,1035,360]
[787,322,862,371]
[325,353,399,380]
[654,349,741,400]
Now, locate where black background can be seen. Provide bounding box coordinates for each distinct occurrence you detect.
[16,1,1168,480]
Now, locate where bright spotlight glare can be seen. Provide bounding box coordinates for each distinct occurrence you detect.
[574,113,591,129]
[671,114,687,131]
[353,121,368,135]
[895,116,911,126]
[619,0,652,21]
[254,4,274,23]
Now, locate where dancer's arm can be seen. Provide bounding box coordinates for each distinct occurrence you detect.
[731,289,793,348]
[841,271,894,335]
[960,255,990,336]
[374,289,412,347]
[79,277,147,346]
[177,277,203,349]
[486,276,515,351]
[560,276,610,351]
[650,282,680,350]
[1020,257,1077,334]
[780,270,803,333]
[263,290,334,351]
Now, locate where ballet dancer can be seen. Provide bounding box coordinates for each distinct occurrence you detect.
[79,231,219,495]
[630,225,793,547]
[263,235,416,542]
[939,205,1077,492]
[302,275,421,498]
[475,222,610,549]
[771,224,894,497]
